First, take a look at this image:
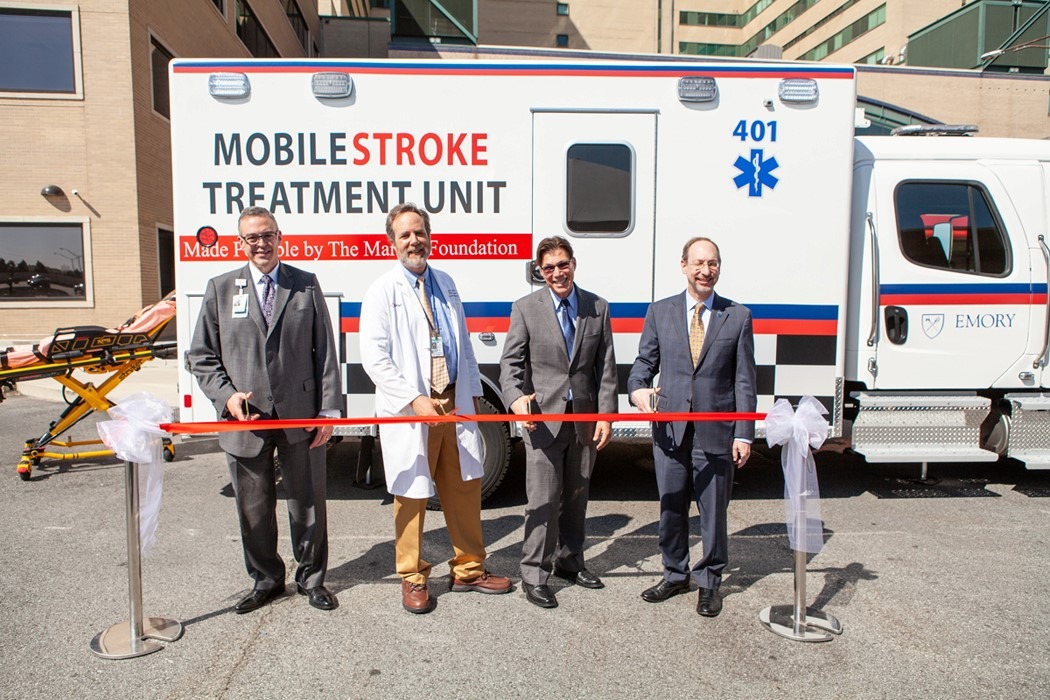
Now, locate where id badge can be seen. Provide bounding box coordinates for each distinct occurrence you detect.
[430,333,445,358]
[232,293,249,318]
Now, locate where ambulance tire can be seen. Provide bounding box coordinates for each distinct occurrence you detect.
[426,396,511,511]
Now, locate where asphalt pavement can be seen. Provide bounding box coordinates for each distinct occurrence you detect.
[0,376,1048,699]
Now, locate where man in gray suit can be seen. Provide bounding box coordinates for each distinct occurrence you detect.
[189,206,342,613]
[628,237,756,617]
[500,236,617,609]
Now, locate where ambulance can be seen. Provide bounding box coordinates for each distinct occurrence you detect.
[169,57,1050,500]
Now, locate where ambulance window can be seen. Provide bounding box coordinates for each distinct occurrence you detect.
[566,143,633,236]
[894,181,1009,276]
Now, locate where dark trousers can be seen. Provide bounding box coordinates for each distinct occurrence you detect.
[653,423,734,590]
[520,416,596,586]
[227,429,328,591]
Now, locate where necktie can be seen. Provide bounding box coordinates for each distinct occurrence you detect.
[559,298,576,359]
[689,302,705,367]
[417,277,450,393]
[261,274,276,328]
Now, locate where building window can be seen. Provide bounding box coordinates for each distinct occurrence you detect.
[798,4,885,62]
[895,182,1009,276]
[566,144,633,235]
[236,0,279,58]
[158,228,174,295]
[857,47,885,65]
[211,0,225,16]
[370,0,390,7]
[556,33,569,47]
[0,5,80,95]
[679,42,739,57]
[557,3,569,16]
[284,0,308,53]
[150,36,173,118]
[0,223,87,301]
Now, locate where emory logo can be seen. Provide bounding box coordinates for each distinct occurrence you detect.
[922,314,944,339]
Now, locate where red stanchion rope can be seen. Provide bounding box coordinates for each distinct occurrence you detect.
[160,411,767,435]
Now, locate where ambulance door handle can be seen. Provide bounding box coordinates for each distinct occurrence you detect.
[866,212,880,347]
[884,306,908,345]
[1034,234,1050,369]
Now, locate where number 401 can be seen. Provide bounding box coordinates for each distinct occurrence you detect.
[733,119,777,142]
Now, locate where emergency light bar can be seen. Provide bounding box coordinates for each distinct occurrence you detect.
[312,72,353,98]
[677,76,718,103]
[778,78,818,104]
[208,72,251,99]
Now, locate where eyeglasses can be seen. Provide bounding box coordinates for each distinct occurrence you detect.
[540,260,573,275]
[240,231,278,245]
[686,259,720,271]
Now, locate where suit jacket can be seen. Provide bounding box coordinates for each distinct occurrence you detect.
[188,263,341,458]
[500,285,618,449]
[627,291,756,453]
[359,262,484,498]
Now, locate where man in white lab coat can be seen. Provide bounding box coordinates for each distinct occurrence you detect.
[360,203,513,614]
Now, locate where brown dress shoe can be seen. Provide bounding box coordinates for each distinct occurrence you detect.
[401,580,432,614]
[449,570,513,594]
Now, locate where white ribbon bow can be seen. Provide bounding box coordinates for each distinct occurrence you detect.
[764,395,828,554]
[97,393,172,556]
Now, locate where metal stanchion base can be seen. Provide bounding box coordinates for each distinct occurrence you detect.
[759,605,842,643]
[89,617,183,659]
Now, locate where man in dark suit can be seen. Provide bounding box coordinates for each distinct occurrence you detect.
[628,237,756,617]
[189,206,342,613]
[500,236,617,609]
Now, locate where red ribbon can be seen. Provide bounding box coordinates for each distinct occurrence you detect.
[160,411,767,435]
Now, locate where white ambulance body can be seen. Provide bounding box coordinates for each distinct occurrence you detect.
[169,57,1050,498]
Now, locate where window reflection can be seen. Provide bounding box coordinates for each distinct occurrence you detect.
[0,224,86,300]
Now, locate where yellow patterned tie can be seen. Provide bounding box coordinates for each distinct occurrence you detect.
[689,302,705,367]
[417,277,450,393]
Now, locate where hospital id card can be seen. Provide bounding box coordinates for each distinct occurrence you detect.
[430,333,445,358]
[232,293,249,318]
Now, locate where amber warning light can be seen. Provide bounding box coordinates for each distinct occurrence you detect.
[196,226,219,247]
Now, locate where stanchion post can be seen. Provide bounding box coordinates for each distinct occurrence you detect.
[759,453,843,642]
[90,460,183,659]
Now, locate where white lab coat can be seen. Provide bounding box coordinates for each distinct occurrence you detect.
[359,262,484,498]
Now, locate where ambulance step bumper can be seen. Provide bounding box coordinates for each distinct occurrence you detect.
[1003,393,1050,470]
[850,392,998,463]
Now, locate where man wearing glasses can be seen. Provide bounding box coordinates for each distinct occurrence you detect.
[500,236,617,609]
[628,237,756,617]
[189,206,341,614]
[360,203,512,614]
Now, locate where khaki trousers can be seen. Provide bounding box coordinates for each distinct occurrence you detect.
[394,387,486,585]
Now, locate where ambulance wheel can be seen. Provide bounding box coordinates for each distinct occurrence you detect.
[426,397,511,511]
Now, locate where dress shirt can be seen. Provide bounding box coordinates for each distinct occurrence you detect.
[402,265,459,385]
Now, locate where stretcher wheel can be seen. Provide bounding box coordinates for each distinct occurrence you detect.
[16,459,31,481]
[162,444,175,462]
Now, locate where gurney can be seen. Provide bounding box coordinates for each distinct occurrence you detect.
[0,292,177,480]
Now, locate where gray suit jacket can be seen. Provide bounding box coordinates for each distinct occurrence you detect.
[188,263,341,458]
[500,285,618,449]
[628,291,757,453]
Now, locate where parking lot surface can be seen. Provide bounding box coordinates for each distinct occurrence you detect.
[0,391,1048,699]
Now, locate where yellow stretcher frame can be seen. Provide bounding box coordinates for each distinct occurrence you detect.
[1,312,176,480]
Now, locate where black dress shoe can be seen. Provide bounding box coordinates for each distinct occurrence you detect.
[553,567,605,589]
[298,584,339,611]
[697,587,722,617]
[640,579,690,603]
[523,582,558,609]
[234,584,285,614]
